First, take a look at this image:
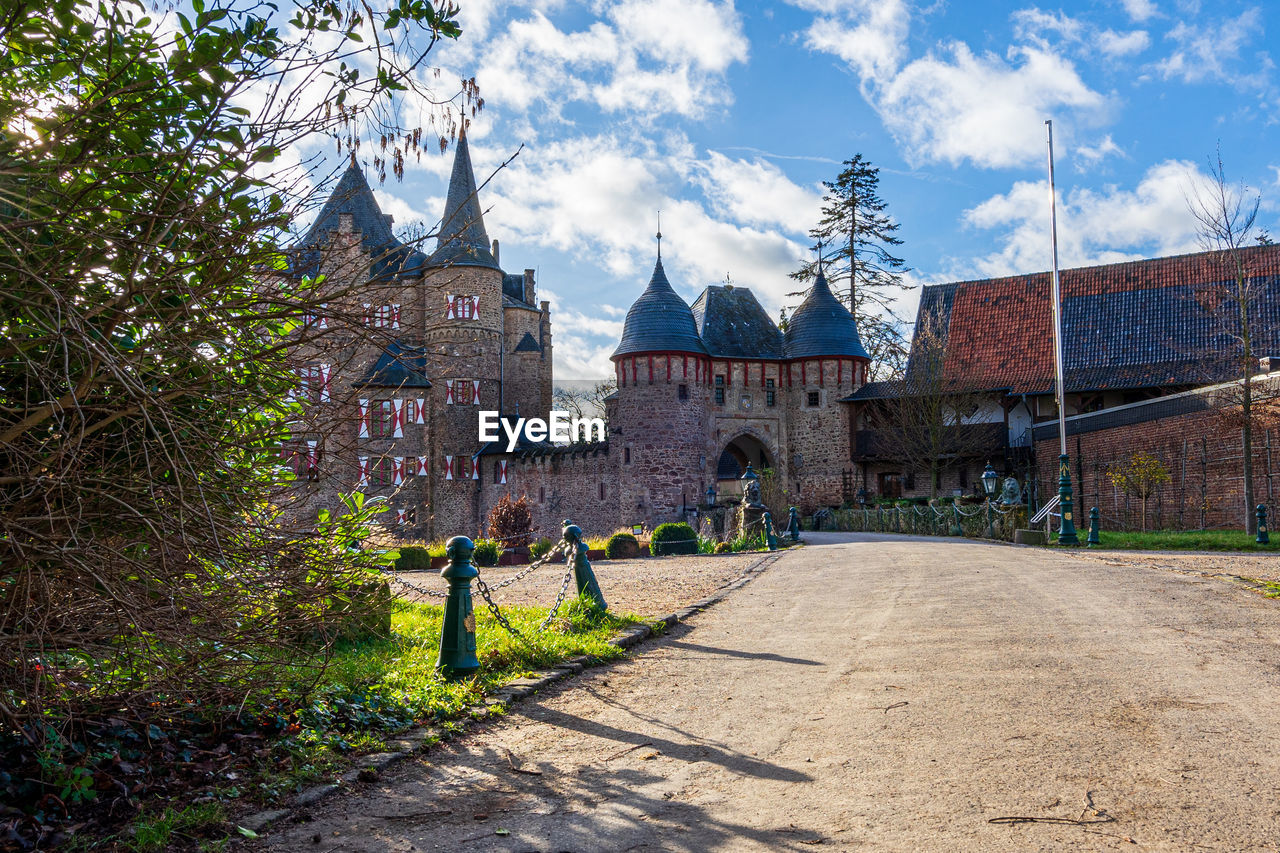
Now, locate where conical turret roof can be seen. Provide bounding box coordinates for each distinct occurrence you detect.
[612,257,709,359]
[784,270,870,359]
[428,126,500,269]
[294,160,426,279]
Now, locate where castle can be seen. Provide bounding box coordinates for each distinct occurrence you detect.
[286,130,870,540]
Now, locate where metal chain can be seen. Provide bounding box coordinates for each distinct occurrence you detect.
[383,540,565,600]
[539,557,577,630]
[474,573,532,644]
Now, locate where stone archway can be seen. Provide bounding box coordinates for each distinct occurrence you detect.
[715,433,776,498]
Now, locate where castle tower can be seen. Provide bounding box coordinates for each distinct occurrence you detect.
[611,245,713,524]
[783,268,870,505]
[423,125,506,536]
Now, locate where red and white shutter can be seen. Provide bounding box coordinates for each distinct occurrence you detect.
[444,380,455,405]
[470,456,480,480]
[357,456,369,487]
[468,295,479,319]
[417,455,429,476]
[392,457,403,485]
[470,380,481,405]
[358,400,369,438]
[444,455,454,480]
[362,303,372,325]
[391,398,404,437]
[319,363,331,402]
[498,460,508,484]
[317,304,328,330]
[306,440,318,470]
[445,295,456,320]
[395,508,407,526]
[391,303,401,330]
[414,398,426,424]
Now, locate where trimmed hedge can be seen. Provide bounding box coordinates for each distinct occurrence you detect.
[394,545,432,572]
[472,538,502,567]
[604,532,640,559]
[651,522,698,556]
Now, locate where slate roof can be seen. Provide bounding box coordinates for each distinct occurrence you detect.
[783,271,871,360]
[293,161,427,279]
[355,341,432,388]
[503,273,528,304]
[428,127,500,270]
[691,286,784,359]
[612,257,709,358]
[513,332,541,353]
[905,244,1280,397]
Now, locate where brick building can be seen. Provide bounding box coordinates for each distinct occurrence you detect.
[847,244,1280,507]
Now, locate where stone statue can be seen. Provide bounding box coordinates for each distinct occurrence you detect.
[1000,476,1023,506]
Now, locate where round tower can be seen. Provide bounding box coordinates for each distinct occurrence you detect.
[611,245,713,524]
[782,268,871,506]
[423,125,505,535]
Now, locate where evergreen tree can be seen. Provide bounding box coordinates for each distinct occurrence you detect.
[791,155,911,378]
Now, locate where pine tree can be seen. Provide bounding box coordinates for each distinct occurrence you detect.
[791,155,912,378]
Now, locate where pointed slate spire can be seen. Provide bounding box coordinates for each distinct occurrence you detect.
[295,160,425,279]
[428,123,500,270]
[783,269,870,359]
[613,251,709,359]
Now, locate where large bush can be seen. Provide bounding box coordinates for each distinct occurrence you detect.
[651,522,698,556]
[395,546,433,572]
[604,532,640,559]
[487,494,534,546]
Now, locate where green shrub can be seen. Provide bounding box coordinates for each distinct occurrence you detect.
[394,545,432,572]
[472,538,502,567]
[529,538,554,559]
[714,541,731,553]
[604,532,640,559]
[650,522,698,556]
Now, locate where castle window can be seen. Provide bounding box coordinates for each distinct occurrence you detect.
[714,375,725,406]
[370,401,396,438]
[765,378,776,407]
[362,303,401,329]
[624,447,631,464]
[445,294,479,320]
[807,390,820,407]
[539,486,545,503]
[678,384,688,401]
[599,482,606,500]
[370,457,395,487]
[905,472,916,491]
[445,379,480,405]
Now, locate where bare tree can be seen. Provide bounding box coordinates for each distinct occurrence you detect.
[864,309,998,499]
[1187,147,1267,532]
[552,378,617,425]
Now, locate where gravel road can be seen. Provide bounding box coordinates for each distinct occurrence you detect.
[260,534,1280,852]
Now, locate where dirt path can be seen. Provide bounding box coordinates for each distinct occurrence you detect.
[259,534,1280,852]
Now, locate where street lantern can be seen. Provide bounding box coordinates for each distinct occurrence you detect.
[856,487,869,507]
[705,484,717,506]
[981,462,1000,498]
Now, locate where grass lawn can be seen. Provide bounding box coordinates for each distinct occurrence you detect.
[1050,528,1280,552]
[77,597,648,852]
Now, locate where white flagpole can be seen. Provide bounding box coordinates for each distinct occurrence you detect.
[1045,119,1079,544]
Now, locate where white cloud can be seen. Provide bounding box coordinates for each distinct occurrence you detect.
[958,159,1213,278]
[1073,135,1123,168]
[801,0,911,81]
[1120,0,1158,23]
[875,43,1109,169]
[458,0,746,122]
[693,152,824,230]
[1155,8,1269,86]
[1096,28,1151,56]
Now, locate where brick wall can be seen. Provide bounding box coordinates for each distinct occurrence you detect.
[1034,403,1280,531]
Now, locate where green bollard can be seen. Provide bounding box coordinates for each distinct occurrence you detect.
[1256,505,1269,545]
[562,520,607,611]
[1087,506,1101,547]
[763,511,779,550]
[437,536,479,680]
[787,506,801,543]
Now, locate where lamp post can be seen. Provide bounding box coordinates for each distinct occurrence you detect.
[1045,119,1079,545]
[705,484,717,507]
[981,462,999,538]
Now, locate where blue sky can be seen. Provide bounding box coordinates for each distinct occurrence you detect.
[326,0,1280,378]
